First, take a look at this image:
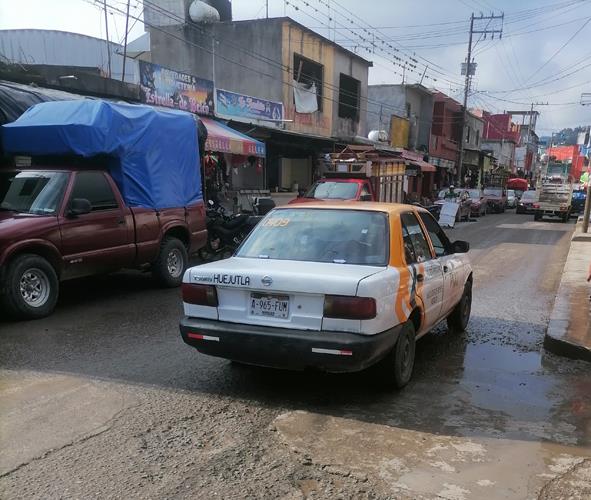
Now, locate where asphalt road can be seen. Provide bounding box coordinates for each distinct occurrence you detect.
[1,211,590,499]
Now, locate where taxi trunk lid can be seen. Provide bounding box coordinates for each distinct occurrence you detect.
[186,257,385,330]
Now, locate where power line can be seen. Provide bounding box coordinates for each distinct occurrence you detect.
[308,0,465,83]
[87,0,471,128]
[289,0,459,85]
[526,17,591,83]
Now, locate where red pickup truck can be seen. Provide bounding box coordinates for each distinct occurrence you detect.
[289,175,374,204]
[0,167,206,319]
[0,99,207,320]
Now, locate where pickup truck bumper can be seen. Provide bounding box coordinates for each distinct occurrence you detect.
[179,317,402,373]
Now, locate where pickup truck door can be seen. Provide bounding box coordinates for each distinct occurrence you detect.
[417,211,464,318]
[400,212,444,333]
[59,171,134,278]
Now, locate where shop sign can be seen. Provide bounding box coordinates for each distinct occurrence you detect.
[139,61,214,116]
[215,89,283,123]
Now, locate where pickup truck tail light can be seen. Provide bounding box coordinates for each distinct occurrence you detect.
[182,283,218,307]
[533,203,540,209]
[324,295,376,320]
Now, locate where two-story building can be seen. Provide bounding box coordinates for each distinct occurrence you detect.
[479,111,519,172]
[462,111,484,187]
[366,83,434,152]
[430,92,462,189]
[144,0,372,196]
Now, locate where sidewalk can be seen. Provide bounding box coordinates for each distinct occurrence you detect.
[544,222,591,362]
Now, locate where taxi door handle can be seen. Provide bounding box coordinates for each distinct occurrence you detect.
[416,273,424,282]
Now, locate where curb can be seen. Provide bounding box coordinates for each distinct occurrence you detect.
[544,227,591,363]
[544,322,591,362]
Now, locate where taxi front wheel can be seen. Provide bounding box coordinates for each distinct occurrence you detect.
[448,281,472,332]
[373,321,416,389]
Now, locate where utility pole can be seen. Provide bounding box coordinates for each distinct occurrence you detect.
[526,102,547,175]
[419,65,428,85]
[266,0,269,18]
[121,0,131,82]
[580,93,591,232]
[103,0,112,78]
[457,12,504,185]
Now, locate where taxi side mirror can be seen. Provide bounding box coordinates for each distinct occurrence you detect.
[452,240,469,253]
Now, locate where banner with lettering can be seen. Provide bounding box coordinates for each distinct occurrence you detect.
[139,61,214,116]
[215,88,283,123]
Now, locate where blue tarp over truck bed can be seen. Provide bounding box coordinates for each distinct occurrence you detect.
[1,100,202,209]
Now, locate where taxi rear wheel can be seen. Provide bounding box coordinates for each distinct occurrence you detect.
[373,321,416,389]
[448,281,472,332]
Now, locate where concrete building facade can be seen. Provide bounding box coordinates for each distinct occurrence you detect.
[366,84,433,152]
[146,11,371,192]
[430,92,461,187]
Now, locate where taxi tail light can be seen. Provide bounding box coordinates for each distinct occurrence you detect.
[324,295,377,320]
[182,283,218,307]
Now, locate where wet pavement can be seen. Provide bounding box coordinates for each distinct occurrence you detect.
[1,212,590,499]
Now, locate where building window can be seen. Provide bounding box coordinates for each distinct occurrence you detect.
[466,127,471,144]
[476,130,480,146]
[406,103,411,118]
[293,53,323,112]
[338,73,360,121]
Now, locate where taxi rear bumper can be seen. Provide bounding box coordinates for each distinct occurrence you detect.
[179,317,402,373]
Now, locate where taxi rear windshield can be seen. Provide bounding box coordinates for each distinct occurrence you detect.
[237,208,389,266]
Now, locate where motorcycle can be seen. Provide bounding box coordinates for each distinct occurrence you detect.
[199,198,275,261]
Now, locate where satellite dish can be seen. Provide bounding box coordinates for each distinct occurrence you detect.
[189,1,220,23]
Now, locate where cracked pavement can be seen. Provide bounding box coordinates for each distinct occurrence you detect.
[1,213,590,499]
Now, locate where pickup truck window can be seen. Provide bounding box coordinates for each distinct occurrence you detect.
[305,181,358,200]
[418,212,452,257]
[70,172,119,212]
[401,212,432,264]
[0,170,68,215]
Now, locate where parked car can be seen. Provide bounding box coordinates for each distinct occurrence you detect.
[484,187,507,213]
[179,203,472,389]
[506,190,517,209]
[466,189,487,217]
[435,189,472,221]
[0,100,207,320]
[516,190,538,214]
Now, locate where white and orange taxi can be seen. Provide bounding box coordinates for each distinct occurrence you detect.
[179,202,472,388]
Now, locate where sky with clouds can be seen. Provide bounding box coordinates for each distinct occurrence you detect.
[0,0,589,134]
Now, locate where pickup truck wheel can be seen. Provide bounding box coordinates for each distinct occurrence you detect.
[153,237,188,288]
[1,254,59,320]
[447,281,472,332]
[534,212,541,221]
[372,321,416,390]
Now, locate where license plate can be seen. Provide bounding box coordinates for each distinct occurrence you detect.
[250,293,289,319]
